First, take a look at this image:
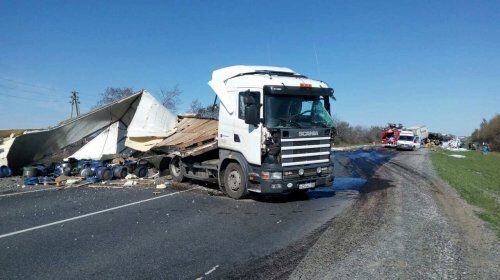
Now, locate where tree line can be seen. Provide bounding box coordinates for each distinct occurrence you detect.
[471,115,500,151]
[333,118,383,146]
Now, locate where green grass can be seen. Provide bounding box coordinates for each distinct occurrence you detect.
[431,149,500,236]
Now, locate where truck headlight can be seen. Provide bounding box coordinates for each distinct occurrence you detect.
[261,171,282,180]
[270,172,282,180]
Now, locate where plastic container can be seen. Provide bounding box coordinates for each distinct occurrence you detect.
[54,165,71,177]
[0,165,12,177]
[134,166,148,178]
[112,166,128,179]
[34,164,47,176]
[23,166,38,178]
[80,167,93,178]
[24,177,39,185]
[96,167,112,181]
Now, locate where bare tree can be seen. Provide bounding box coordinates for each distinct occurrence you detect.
[189,98,218,119]
[95,87,135,107]
[160,85,181,112]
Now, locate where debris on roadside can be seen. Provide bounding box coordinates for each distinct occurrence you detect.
[12,155,163,190]
[448,154,466,159]
[441,138,467,151]
[0,91,176,173]
[156,183,167,189]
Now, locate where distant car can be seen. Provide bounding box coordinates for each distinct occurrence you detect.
[397,131,421,151]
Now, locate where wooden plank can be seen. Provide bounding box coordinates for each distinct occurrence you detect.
[182,141,218,157]
[153,117,218,154]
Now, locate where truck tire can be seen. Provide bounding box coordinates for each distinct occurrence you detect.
[169,157,185,182]
[223,162,248,199]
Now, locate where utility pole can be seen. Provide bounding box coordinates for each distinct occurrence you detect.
[70,91,80,118]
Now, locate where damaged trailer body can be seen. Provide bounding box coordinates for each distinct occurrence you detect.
[5,91,176,173]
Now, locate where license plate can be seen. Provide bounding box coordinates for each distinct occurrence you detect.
[299,182,316,189]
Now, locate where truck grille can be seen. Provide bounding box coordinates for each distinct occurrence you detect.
[280,129,331,167]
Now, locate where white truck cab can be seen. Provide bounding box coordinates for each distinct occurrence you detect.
[169,66,336,199]
[396,130,421,151]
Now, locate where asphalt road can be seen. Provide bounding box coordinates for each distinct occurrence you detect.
[0,149,390,280]
[5,148,494,280]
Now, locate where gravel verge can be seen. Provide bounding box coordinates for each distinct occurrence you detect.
[289,149,500,279]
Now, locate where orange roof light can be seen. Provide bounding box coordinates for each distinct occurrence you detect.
[300,83,312,88]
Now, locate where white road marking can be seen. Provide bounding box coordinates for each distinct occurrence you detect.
[0,188,194,239]
[0,187,58,197]
[0,182,91,198]
[205,265,219,275]
[195,264,220,280]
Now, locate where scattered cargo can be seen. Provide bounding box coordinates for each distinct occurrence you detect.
[0,91,176,173]
[18,157,150,188]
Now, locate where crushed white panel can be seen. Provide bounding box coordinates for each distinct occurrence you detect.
[0,136,16,166]
[127,92,177,138]
[69,122,125,160]
[6,91,177,171]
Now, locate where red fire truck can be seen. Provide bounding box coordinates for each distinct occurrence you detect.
[381,123,403,147]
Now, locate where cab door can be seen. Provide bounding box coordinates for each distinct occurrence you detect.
[233,89,262,165]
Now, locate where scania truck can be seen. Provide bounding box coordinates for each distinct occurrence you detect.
[167,66,336,199]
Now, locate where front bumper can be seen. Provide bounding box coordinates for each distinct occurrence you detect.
[247,162,335,194]
[397,144,415,150]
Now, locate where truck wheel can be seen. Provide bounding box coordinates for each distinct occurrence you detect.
[169,157,185,182]
[223,162,248,199]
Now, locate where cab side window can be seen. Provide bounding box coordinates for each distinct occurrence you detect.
[238,93,246,120]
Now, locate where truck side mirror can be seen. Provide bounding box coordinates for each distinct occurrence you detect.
[244,104,259,126]
[241,91,260,126]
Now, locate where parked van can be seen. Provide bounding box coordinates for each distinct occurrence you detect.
[396,130,421,151]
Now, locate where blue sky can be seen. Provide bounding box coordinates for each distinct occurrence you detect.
[0,0,499,135]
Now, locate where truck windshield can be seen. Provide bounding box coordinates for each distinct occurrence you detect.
[399,136,414,141]
[264,95,334,128]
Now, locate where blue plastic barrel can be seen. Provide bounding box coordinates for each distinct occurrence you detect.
[134,166,148,178]
[0,165,12,177]
[112,166,128,179]
[96,167,112,181]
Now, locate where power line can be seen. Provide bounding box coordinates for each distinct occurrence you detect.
[0,92,66,103]
[0,76,56,91]
[0,83,63,99]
